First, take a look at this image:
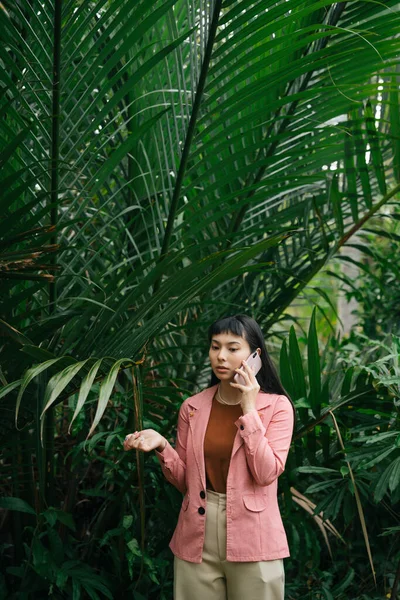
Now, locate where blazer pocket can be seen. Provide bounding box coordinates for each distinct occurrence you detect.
[181,493,190,511]
[243,493,268,512]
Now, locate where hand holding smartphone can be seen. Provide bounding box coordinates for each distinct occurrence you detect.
[233,351,262,386]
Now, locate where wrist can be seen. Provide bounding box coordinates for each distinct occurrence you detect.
[241,405,257,415]
[156,438,167,452]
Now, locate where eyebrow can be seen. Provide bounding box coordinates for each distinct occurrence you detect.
[211,339,241,345]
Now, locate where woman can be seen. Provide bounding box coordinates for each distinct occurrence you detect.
[124,314,295,600]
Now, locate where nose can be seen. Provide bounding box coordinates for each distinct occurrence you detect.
[217,349,228,361]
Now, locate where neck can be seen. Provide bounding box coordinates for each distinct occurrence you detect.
[218,380,242,404]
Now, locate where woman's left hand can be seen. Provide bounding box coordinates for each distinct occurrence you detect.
[230,360,260,412]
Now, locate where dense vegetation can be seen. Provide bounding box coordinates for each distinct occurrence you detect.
[1,0,399,598]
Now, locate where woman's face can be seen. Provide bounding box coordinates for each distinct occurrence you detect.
[208,332,259,381]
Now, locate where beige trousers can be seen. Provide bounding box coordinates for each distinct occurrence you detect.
[174,489,285,600]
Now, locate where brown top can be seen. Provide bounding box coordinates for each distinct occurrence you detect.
[204,394,243,493]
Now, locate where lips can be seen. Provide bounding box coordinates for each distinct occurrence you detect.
[216,367,229,372]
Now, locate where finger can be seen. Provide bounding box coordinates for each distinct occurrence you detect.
[236,366,251,382]
[241,360,251,369]
[230,381,242,387]
[128,439,143,452]
[134,437,149,452]
[124,432,142,450]
[123,434,131,449]
[243,363,257,381]
[242,361,256,375]
[230,381,248,391]
[129,432,141,444]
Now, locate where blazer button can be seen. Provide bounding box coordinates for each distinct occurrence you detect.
[200,491,206,499]
[240,424,244,430]
[198,507,205,515]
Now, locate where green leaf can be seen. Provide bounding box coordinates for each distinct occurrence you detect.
[0,318,32,346]
[279,338,294,399]
[359,445,396,470]
[389,456,400,493]
[389,75,400,184]
[351,109,372,209]
[288,327,307,402]
[123,515,133,529]
[0,125,32,167]
[378,526,400,537]
[87,359,130,438]
[293,397,312,408]
[321,585,334,600]
[41,359,90,417]
[343,119,358,222]
[296,466,339,474]
[68,359,103,433]
[43,508,76,531]
[16,357,74,427]
[0,379,22,400]
[127,538,141,556]
[373,457,400,503]
[89,109,170,196]
[307,307,321,415]
[341,367,354,397]
[0,497,36,515]
[305,479,342,494]
[365,100,387,196]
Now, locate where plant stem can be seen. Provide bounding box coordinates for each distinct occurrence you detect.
[153,0,224,295]
[45,0,62,507]
[390,557,400,600]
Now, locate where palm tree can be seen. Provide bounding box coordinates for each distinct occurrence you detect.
[1,0,399,420]
[1,1,400,596]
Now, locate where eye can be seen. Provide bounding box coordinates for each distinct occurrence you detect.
[230,348,237,352]
[211,346,219,350]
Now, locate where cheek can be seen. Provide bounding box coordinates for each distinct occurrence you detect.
[239,351,250,363]
[236,352,246,363]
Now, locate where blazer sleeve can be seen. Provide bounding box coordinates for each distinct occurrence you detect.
[234,395,294,487]
[154,401,189,495]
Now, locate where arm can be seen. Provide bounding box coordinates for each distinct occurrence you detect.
[235,395,294,486]
[154,401,189,494]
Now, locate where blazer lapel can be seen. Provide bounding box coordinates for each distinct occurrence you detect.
[187,385,216,489]
[187,386,276,481]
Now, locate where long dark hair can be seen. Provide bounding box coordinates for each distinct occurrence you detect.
[207,314,296,431]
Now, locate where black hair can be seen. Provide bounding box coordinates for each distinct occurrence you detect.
[207,314,296,432]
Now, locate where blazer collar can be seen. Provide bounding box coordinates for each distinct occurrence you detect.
[186,385,276,487]
[187,384,275,410]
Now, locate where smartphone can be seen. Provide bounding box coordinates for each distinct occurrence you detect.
[233,351,262,386]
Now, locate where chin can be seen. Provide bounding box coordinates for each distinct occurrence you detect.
[215,371,232,380]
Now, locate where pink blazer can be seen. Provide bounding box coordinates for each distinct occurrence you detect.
[155,383,294,563]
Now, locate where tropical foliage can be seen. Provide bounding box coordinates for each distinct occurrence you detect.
[1,0,400,597]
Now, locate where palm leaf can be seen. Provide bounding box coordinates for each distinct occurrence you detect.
[2,0,400,445]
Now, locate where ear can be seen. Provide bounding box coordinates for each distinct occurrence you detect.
[256,347,261,356]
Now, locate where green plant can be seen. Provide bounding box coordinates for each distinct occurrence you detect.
[2,0,400,597]
[281,325,400,598]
